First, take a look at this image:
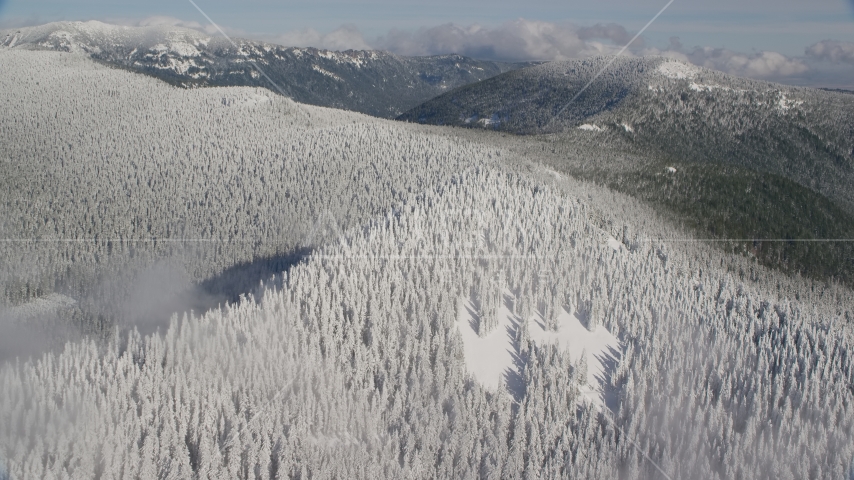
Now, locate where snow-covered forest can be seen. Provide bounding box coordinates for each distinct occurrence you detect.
[0,49,503,343]
[1,49,854,479]
[401,56,854,288]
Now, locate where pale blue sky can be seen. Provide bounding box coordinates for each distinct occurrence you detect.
[2,0,853,86]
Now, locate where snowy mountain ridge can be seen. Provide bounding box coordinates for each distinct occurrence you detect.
[1,20,523,118]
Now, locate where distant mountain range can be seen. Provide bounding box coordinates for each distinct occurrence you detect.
[0,21,523,118]
[820,87,854,95]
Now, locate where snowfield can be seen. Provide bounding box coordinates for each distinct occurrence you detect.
[456,289,621,408]
[456,294,518,392]
[526,307,620,408]
[656,60,699,80]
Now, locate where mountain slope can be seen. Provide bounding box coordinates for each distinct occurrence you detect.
[0,48,501,337]
[0,20,522,118]
[400,56,650,131]
[399,57,854,209]
[1,48,854,480]
[400,57,854,286]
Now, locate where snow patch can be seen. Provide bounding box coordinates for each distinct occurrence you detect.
[313,50,371,68]
[777,93,803,112]
[312,64,342,81]
[620,123,634,133]
[456,296,517,392]
[240,93,269,107]
[456,290,621,406]
[221,93,271,108]
[527,308,620,407]
[689,82,715,92]
[478,114,501,126]
[142,54,199,75]
[168,41,199,57]
[688,82,744,94]
[606,236,623,252]
[657,61,699,80]
[45,31,78,52]
[578,124,602,132]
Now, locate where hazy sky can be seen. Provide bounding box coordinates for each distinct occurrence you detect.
[2,0,853,87]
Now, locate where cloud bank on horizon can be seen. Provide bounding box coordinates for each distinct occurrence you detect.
[2,7,853,88]
[261,17,854,88]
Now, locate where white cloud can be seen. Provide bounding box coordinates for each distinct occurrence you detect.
[145,17,821,83]
[274,25,371,51]
[641,37,809,81]
[135,16,204,30]
[103,16,226,36]
[374,19,612,62]
[638,39,689,63]
[370,20,807,82]
[577,23,641,48]
[5,14,828,85]
[806,40,854,65]
[686,47,808,78]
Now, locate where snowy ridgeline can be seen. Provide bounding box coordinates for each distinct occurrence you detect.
[0,49,853,479]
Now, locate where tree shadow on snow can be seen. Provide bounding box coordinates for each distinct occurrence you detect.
[127,247,314,337]
[502,291,527,404]
[593,344,623,413]
[199,247,313,305]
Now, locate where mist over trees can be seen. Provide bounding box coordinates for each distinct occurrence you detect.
[1,49,853,479]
